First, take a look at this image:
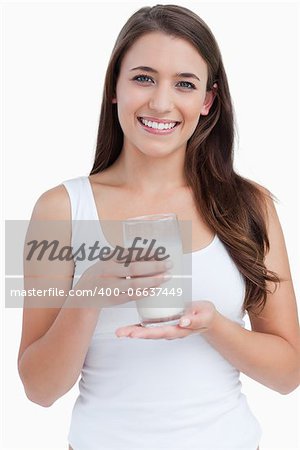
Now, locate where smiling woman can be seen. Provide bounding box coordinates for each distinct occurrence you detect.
[17,4,299,450]
[109,31,215,158]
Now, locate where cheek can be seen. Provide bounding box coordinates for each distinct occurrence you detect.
[183,106,201,127]
[117,95,147,128]
[116,99,135,129]
[116,81,148,110]
[180,95,203,122]
[116,95,140,133]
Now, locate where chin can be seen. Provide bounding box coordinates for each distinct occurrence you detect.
[140,148,175,158]
[135,142,179,158]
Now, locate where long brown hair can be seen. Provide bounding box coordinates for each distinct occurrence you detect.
[90,4,279,314]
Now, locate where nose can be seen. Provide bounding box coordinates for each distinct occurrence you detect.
[148,83,174,113]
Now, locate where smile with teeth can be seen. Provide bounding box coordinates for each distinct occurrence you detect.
[138,117,179,130]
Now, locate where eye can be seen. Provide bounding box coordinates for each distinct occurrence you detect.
[131,75,197,90]
[177,81,196,90]
[132,74,154,83]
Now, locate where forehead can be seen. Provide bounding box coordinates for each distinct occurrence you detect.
[120,32,208,78]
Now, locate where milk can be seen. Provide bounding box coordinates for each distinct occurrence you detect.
[135,243,185,326]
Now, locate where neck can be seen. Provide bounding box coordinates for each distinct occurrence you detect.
[112,141,188,194]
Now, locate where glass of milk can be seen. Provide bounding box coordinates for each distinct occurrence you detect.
[122,213,185,327]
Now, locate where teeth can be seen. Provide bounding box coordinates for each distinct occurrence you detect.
[140,118,177,130]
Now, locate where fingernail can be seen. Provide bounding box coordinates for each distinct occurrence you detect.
[180,318,191,327]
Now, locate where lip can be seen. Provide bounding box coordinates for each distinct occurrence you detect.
[137,116,181,135]
[138,116,181,124]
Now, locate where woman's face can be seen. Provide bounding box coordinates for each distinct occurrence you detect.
[114,32,215,158]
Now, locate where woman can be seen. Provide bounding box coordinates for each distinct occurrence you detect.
[18,5,300,450]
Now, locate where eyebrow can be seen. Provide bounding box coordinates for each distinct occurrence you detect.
[130,66,201,81]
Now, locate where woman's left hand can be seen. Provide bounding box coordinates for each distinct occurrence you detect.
[115,300,218,339]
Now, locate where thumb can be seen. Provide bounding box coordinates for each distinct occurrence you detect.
[179,317,192,327]
[178,301,214,330]
[179,313,209,331]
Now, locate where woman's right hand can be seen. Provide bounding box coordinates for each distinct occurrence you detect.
[72,257,172,308]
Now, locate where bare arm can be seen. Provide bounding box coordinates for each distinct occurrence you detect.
[18,186,101,407]
[18,305,101,407]
[203,313,299,394]
[202,187,300,394]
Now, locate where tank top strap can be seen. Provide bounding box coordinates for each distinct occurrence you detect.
[62,176,98,221]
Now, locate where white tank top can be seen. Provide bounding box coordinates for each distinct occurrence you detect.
[63,176,262,450]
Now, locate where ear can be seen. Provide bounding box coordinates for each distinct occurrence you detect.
[200,83,217,116]
[112,97,117,104]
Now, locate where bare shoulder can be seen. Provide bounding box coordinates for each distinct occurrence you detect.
[247,181,299,352]
[246,179,288,272]
[31,184,71,221]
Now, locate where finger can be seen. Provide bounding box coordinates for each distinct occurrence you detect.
[125,324,192,340]
[121,247,169,263]
[178,311,208,331]
[117,271,171,293]
[113,259,173,278]
[115,324,142,337]
[96,275,171,307]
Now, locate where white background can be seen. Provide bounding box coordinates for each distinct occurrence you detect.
[1,1,299,449]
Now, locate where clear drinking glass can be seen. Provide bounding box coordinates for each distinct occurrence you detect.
[122,213,185,327]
